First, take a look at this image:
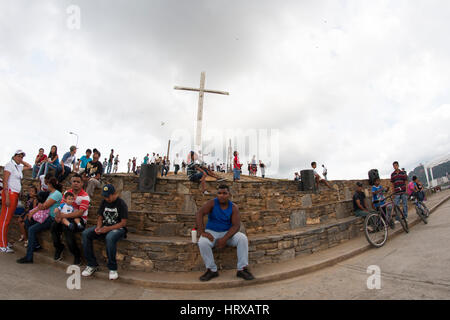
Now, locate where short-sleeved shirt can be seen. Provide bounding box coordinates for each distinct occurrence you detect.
[233,156,241,169]
[62,188,90,222]
[143,156,149,164]
[59,203,74,215]
[61,152,76,168]
[407,182,416,196]
[353,191,366,211]
[35,154,47,165]
[391,170,408,194]
[98,197,128,227]
[85,161,103,178]
[79,156,92,169]
[4,160,24,193]
[372,185,386,208]
[48,190,63,217]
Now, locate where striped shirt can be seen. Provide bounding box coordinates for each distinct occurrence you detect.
[62,188,90,222]
[390,170,408,194]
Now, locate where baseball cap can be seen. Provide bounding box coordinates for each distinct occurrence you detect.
[14,149,26,157]
[102,184,115,197]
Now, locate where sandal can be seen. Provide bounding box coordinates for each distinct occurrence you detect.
[18,235,25,242]
[24,240,28,248]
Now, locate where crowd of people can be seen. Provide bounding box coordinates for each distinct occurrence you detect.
[2,146,428,283]
[352,161,426,227]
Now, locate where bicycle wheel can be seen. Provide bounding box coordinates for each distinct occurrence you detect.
[415,204,428,224]
[364,213,388,248]
[394,205,409,233]
[420,202,430,217]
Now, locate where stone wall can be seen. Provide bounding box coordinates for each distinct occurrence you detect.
[2,165,391,272]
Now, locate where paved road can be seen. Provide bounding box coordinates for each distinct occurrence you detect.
[1,199,449,299]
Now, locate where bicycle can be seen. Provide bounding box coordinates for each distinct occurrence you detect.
[364,192,409,248]
[410,192,429,224]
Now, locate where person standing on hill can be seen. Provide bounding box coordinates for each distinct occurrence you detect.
[107,149,114,174]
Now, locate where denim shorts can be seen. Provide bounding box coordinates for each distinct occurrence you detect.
[189,172,204,182]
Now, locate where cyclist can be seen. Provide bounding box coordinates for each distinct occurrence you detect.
[407,176,425,202]
[371,178,394,229]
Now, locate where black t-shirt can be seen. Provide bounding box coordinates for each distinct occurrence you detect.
[85,160,103,178]
[98,197,128,227]
[353,191,366,211]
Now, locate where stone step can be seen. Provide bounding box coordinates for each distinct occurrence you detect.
[87,197,355,237]
[8,214,364,273]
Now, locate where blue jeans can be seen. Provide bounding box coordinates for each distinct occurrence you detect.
[38,162,60,177]
[233,168,240,180]
[82,226,126,271]
[57,165,71,182]
[25,216,54,261]
[107,162,112,174]
[32,165,41,179]
[394,193,408,218]
[198,230,249,272]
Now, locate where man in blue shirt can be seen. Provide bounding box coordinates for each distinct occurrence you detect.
[196,185,254,281]
[78,149,92,174]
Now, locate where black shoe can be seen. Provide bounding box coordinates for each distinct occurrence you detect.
[199,269,219,281]
[73,256,81,266]
[389,220,395,230]
[54,246,64,261]
[17,257,33,264]
[237,267,255,280]
[34,245,42,252]
[68,223,76,231]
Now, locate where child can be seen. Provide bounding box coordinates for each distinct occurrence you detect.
[371,178,394,229]
[55,192,84,231]
[18,186,38,245]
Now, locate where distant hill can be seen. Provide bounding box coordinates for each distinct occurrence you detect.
[408,160,450,186]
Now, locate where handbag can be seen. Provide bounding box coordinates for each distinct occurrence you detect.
[32,208,50,224]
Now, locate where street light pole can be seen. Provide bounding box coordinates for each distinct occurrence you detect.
[69,132,79,147]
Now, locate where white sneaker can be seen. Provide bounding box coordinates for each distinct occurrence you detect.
[109,270,119,280]
[82,266,98,277]
[203,190,210,195]
[0,247,14,253]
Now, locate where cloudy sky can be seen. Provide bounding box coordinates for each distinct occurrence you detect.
[1,0,449,179]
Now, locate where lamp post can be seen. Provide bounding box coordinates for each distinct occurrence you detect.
[69,132,79,147]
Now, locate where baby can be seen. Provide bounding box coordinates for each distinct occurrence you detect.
[55,192,84,231]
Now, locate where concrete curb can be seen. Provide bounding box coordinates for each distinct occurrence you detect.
[13,193,450,290]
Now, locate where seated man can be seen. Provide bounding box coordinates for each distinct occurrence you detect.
[58,146,77,183]
[81,184,128,280]
[311,162,333,190]
[196,184,255,281]
[51,173,90,264]
[83,148,103,198]
[187,151,224,195]
[353,182,376,218]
